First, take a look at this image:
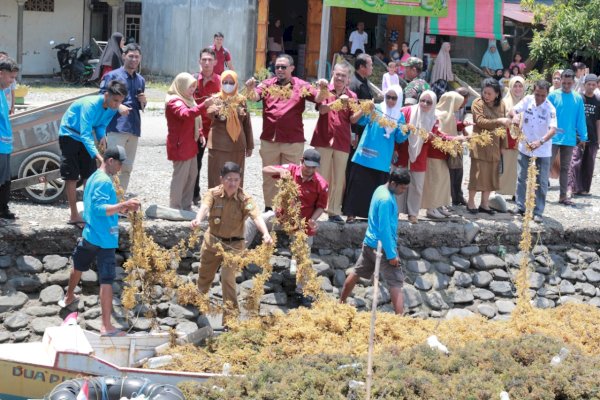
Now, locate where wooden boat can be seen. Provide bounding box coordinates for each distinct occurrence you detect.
[0,325,220,400]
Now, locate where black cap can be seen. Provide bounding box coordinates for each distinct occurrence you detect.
[104,145,127,162]
[302,148,321,167]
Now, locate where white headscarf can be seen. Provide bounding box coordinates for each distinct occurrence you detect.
[380,85,404,137]
[430,42,454,82]
[408,90,438,163]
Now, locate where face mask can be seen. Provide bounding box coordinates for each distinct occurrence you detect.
[222,83,235,94]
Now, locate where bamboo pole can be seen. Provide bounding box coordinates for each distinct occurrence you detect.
[365,240,383,400]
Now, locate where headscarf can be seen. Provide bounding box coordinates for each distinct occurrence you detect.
[166,73,201,140]
[91,32,123,81]
[502,76,525,111]
[430,42,454,82]
[379,85,404,138]
[480,40,503,71]
[408,90,438,162]
[218,70,242,142]
[436,92,464,137]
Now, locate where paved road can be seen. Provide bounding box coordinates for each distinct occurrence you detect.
[5,91,600,233]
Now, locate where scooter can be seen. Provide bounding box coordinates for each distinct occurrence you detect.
[50,37,99,86]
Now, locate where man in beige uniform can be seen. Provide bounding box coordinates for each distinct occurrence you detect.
[191,162,272,321]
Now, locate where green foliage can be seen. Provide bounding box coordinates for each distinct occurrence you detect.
[181,335,600,399]
[523,0,600,70]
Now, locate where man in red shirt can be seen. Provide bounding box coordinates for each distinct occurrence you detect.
[245,54,329,210]
[311,63,362,224]
[209,32,233,76]
[192,47,221,204]
[245,148,328,246]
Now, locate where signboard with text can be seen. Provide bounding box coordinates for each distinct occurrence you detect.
[324,0,449,17]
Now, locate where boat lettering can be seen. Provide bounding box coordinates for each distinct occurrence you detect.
[12,366,69,383]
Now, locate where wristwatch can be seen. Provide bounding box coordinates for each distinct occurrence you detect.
[539,137,545,145]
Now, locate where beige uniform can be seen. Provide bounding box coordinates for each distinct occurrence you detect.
[197,185,259,320]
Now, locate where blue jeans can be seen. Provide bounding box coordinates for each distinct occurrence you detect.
[516,153,551,217]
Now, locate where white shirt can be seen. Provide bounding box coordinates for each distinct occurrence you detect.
[381,72,399,93]
[512,95,557,158]
[349,30,368,54]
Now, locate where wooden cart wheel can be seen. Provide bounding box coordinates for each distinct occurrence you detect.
[17,151,66,204]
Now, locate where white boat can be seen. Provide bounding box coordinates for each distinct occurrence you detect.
[0,325,220,400]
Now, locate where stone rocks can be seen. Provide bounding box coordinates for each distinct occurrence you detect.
[472,254,506,270]
[42,255,68,272]
[477,304,496,318]
[4,312,31,330]
[422,248,444,262]
[30,317,62,334]
[414,276,432,291]
[168,304,198,320]
[39,285,64,305]
[473,288,495,301]
[16,255,43,273]
[528,272,545,290]
[450,289,474,304]
[489,281,513,296]
[446,309,475,319]
[460,246,480,257]
[559,280,576,295]
[496,300,515,314]
[425,292,449,310]
[583,269,600,283]
[398,246,420,260]
[406,260,431,274]
[0,255,12,269]
[260,293,287,306]
[8,277,41,293]
[472,271,493,287]
[453,272,472,288]
[450,255,470,271]
[0,292,29,312]
[403,286,422,309]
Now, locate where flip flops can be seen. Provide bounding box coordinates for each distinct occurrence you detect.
[58,295,79,308]
[558,198,576,206]
[101,329,126,337]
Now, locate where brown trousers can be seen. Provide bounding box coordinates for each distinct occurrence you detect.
[259,140,304,208]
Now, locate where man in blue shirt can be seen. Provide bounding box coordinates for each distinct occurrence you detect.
[60,145,140,336]
[547,69,588,205]
[100,43,146,193]
[339,168,410,314]
[0,57,19,220]
[59,80,127,227]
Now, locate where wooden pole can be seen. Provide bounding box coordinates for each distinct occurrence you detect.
[365,240,382,400]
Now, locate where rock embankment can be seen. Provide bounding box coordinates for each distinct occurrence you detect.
[1,241,599,343]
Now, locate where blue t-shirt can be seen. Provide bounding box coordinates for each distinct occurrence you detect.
[547,90,588,146]
[100,67,145,136]
[82,169,119,249]
[59,95,117,158]
[0,92,11,154]
[364,184,398,260]
[351,108,408,172]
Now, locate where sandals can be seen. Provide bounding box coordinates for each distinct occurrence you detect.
[67,221,86,229]
[58,295,79,308]
[559,198,575,206]
[478,207,496,215]
[101,329,126,337]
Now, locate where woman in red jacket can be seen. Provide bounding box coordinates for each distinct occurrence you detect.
[165,73,210,211]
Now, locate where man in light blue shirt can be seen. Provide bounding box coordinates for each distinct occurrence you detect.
[59,80,127,226]
[0,57,19,220]
[339,168,410,314]
[61,145,140,336]
[547,69,588,205]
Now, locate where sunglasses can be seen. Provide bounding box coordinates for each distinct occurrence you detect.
[275,65,288,70]
[386,95,398,100]
[420,99,433,105]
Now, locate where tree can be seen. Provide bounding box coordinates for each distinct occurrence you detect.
[522,0,600,71]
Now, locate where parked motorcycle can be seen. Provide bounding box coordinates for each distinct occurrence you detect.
[50,37,99,86]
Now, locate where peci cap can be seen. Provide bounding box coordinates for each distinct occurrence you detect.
[302,148,321,167]
[104,145,127,162]
[584,74,599,84]
[401,56,423,68]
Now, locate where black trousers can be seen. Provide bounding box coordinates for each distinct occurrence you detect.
[0,180,10,213]
[449,167,464,203]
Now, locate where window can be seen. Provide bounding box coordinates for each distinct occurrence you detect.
[125,15,141,45]
[25,0,54,12]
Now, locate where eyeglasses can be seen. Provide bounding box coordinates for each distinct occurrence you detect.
[553,77,561,80]
[275,65,288,70]
[420,99,433,105]
[386,95,398,100]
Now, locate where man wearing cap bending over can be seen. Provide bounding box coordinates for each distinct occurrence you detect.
[61,145,141,337]
[402,57,430,105]
[254,148,329,244]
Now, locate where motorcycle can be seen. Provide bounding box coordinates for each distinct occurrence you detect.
[50,37,100,86]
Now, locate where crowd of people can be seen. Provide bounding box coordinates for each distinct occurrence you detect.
[1,28,598,322]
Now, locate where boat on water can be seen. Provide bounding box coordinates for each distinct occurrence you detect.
[0,325,220,400]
